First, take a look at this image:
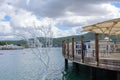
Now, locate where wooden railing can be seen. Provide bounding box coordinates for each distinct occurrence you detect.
[62,34,120,71]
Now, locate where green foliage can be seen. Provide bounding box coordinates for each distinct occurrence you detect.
[52,32,120,47]
[0,40,27,47]
[0,42,6,45]
[0,32,119,47]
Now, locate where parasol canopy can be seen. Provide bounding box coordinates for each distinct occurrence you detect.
[83,18,120,35]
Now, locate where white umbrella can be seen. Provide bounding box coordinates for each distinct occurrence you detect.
[83,18,120,35]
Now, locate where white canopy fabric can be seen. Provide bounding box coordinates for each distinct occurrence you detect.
[83,18,120,35]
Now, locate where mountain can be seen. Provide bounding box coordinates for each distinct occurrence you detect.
[0,40,27,46]
[52,32,95,47]
[52,32,120,47]
[0,32,119,47]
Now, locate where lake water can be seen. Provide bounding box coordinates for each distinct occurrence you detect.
[0,48,116,80]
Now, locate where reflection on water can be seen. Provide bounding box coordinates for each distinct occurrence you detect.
[0,48,64,80]
[62,62,117,80]
[0,48,117,80]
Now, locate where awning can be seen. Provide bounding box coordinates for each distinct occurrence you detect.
[83,18,120,35]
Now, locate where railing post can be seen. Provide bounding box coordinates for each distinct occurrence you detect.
[62,40,64,56]
[117,71,120,80]
[90,67,97,80]
[62,40,66,57]
[65,59,68,69]
[81,36,84,63]
[95,33,99,66]
[64,40,66,56]
[67,39,69,58]
[72,38,74,60]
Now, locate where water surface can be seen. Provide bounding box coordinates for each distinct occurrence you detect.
[0,48,116,80]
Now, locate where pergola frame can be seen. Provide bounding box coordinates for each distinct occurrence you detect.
[82,18,120,66]
[83,18,120,35]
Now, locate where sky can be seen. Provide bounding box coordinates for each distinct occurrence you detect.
[0,0,120,40]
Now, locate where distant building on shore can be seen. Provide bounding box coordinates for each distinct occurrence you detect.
[0,44,24,50]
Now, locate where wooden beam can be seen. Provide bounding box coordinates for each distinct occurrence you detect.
[72,38,75,60]
[62,40,64,56]
[65,59,68,69]
[117,71,120,80]
[67,39,69,58]
[64,40,66,56]
[73,62,79,73]
[90,67,97,80]
[62,40,64,55]
[95,33,99,66]
[62,40,66,56]
[81,36,84,63]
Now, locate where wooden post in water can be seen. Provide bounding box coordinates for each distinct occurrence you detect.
[72,38,75,60]
[90,67,97,80]
[117,71,120,80]
[62,40,67,57]
[73,62,79,73]
[62,40,68,69]
[95,33,99,66]
[81,36,84,63]
[65,59,68,69]
[67,39,69,58]
[62,40,64,56]
[62,40,65,56]
[64,40,67,56]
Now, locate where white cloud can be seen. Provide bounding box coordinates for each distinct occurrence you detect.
[0,21,14,40]
[0,36,14,40]
[0,22,12,34]
[0,12,6,20]
[9,0,120,18]
[1,0,120,40]
[52,26,82,38]
[10,9,37,28]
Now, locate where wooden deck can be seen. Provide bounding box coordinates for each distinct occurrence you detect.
[63,53,120,71]
[62,37,120,72]
[63,18,120,80]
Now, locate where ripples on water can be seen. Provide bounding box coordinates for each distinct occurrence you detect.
[0,48,117,80]
[0,48,64,80]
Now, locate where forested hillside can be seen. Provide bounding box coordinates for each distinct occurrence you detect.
[0,32,119,47]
